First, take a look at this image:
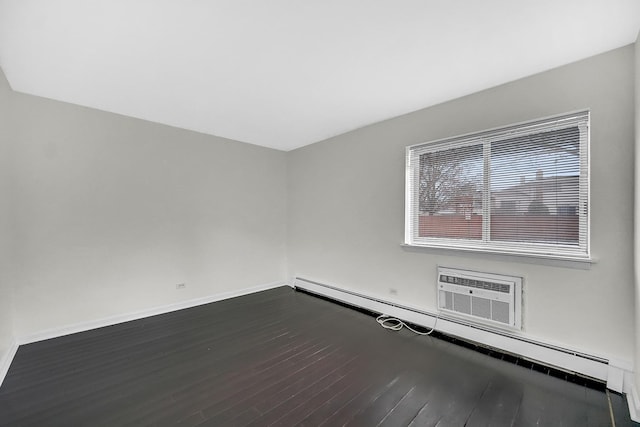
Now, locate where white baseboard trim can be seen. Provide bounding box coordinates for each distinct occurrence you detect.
[294,277,615,383]
[626,381,640,423]
[18,281,287,345]
[607,357,635,394]
[0,339,18,388]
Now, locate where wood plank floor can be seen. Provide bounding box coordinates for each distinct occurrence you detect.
[0,286,635,426]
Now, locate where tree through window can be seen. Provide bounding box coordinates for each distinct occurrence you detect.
[406,111,589,260]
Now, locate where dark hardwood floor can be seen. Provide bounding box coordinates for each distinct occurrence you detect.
[0,286,635,426]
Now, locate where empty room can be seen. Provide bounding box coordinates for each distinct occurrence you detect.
[1,0,640,425]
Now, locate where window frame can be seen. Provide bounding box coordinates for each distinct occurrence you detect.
[405,111,590,261]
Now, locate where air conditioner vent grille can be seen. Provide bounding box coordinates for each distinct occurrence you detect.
[437,267,522,330]
[439,274,511,293]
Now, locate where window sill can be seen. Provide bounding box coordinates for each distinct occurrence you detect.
[400,243,595,270]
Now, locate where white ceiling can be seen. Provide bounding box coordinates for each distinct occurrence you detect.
[1,1,639,151]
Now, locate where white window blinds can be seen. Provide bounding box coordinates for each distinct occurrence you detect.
[405,111,589,260]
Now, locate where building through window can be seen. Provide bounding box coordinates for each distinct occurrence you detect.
[405,111,589,260]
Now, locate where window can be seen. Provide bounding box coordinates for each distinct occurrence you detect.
[405,111,589,260]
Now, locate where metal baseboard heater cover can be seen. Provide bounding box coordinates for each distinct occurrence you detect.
[293,277,640,399]
[293,277,610,383]
[437,267,522,330]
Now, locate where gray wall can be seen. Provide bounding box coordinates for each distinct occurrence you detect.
[635,31,640,395]
[288,45,636,363]
[0,67,15,363]
[5,68,288,337]
[0,44,636,375]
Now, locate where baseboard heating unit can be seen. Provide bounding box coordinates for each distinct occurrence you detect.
[293,277,632,396]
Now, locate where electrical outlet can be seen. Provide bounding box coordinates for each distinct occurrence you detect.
[389,288,398,296]
[176,283,186,290]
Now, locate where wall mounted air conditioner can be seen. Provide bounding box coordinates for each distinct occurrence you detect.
[437,267,522,330]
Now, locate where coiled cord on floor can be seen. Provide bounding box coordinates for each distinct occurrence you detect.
[376,314,437,336]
